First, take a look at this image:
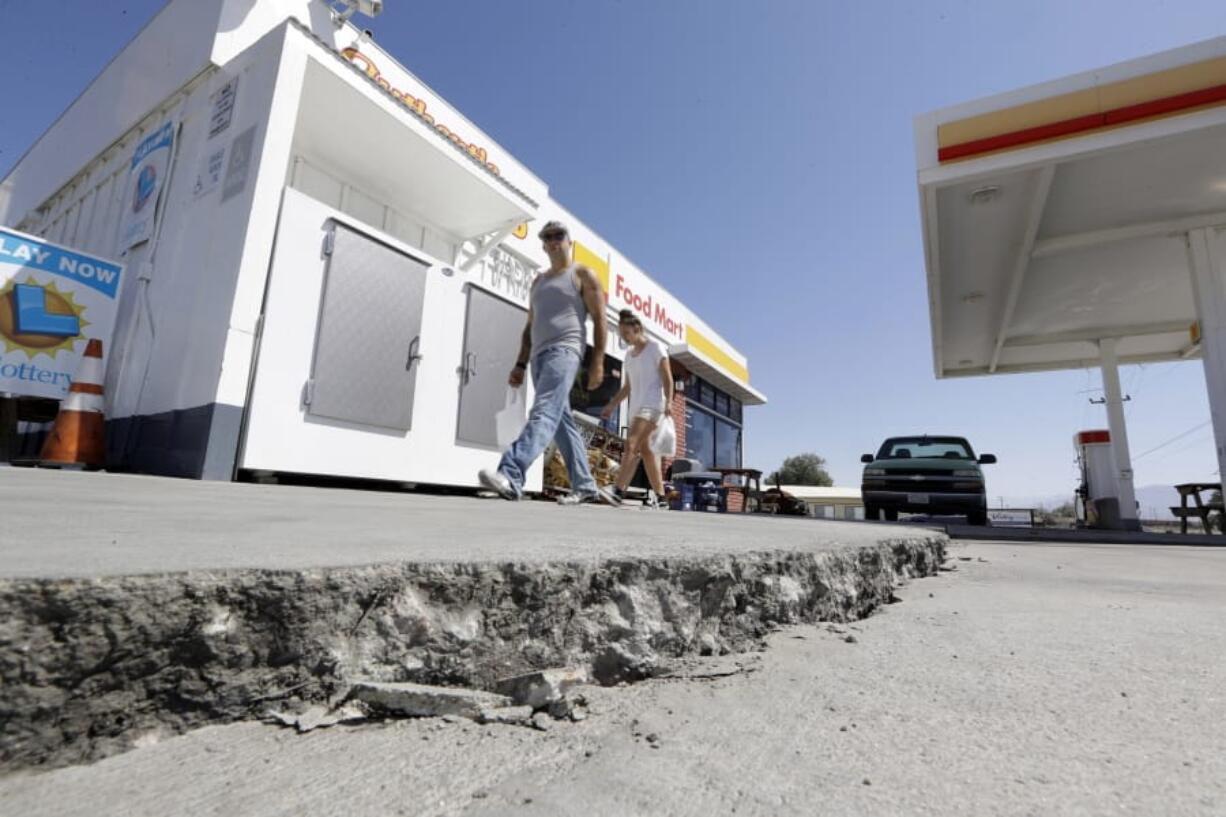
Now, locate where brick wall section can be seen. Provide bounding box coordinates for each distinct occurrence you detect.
[662,362,689,478]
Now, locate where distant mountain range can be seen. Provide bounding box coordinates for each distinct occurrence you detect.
[1009,485,1186,520]
[1134,484,1186,521]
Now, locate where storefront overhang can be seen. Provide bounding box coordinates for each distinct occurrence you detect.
[670,344,766,406]
[915,37,1226,379]
[288,23,536,240]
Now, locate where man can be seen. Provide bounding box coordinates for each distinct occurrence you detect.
[479,221,620,506]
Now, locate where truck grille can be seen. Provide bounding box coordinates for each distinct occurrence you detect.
[884,468,954,477]
[865,469,981,494]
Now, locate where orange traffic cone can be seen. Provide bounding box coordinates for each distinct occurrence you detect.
[40,338,107,469]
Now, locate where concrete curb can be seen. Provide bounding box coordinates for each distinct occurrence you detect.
[945,525,1226,546]
[0,535,945,772]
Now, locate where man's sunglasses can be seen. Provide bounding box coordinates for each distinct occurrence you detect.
[541,232,567,242]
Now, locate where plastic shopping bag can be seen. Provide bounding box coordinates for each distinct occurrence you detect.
[649,415,677,456]
[495,387,527,448]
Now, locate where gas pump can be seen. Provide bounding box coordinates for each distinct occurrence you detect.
[1073,430,1123,529]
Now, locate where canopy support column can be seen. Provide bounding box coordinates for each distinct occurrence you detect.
[1186,227,1226,486]
[1097,338,1140,530]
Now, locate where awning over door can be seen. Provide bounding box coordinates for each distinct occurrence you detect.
[670,343,766,406]
[290,28,535,240]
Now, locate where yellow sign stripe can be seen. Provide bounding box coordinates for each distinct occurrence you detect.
[938,89,1098,149]
[686,325,749,384]
[572,240,609,293]
[938,54,1226,151]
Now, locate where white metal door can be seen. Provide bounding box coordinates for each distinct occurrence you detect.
[240,188,543,488]
[456,286,527,448]
[307,222,428,430]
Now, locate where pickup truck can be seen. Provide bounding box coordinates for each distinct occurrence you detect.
[860,435,996,526]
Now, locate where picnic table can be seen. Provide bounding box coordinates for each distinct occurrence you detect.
[713,467,764,514]
[1172,482,1223,534]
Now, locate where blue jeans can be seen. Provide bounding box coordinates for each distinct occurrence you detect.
[498,345,597,497]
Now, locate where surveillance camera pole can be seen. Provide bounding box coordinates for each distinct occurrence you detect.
[330,2,358,28]
[328,0,382,29]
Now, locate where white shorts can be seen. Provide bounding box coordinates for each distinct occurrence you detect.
[633,407,665,423]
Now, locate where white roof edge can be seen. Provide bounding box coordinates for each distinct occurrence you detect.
[0,0,220,190]
[669,343,766,406]
[773,485,863,501]
[920,34,1226,127]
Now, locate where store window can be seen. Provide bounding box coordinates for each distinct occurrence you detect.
[715,419,741,468]
[684,405,716,467]
[683,375,744,469]
[685,406,742,469]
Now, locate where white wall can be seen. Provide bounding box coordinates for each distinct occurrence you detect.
[103,26,294,421]
[0,0,225,225]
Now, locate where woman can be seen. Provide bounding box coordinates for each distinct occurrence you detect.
[601,309,674,509]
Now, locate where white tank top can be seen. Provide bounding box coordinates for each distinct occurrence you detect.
[625,339,667,413]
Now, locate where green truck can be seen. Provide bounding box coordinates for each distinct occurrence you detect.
[860,435,996,526]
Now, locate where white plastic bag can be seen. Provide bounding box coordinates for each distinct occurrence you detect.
[649,415,676,456]
[495,387,527,448]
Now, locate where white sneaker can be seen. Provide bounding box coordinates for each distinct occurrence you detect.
[557,486,623,506]
[641,493,664,510]
[596,485,624,506]
[478,468,517,501]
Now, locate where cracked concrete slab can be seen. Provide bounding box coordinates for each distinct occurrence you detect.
[0,467,946,773]
[6,543,1221,816]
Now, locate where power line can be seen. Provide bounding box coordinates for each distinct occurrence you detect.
[1133,420,1212,460]
[1140,430,1213,466]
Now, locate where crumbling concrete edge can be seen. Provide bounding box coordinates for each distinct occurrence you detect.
[0,534,945,772]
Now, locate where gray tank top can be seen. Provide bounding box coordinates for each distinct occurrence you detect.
[530,266,587,359]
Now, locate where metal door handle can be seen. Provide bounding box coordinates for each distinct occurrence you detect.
[406,335,423,371]
[458,352,477,384]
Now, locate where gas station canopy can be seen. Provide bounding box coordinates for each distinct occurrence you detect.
[914,36,1226,378]
[913,35,1226,529]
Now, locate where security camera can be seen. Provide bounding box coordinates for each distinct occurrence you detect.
[329,0,383,28]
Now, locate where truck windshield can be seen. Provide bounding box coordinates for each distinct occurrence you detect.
[878,437,974,460]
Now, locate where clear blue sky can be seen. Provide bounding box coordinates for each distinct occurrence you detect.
[3,0,1224,508]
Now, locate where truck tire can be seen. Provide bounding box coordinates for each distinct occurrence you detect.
[967,509,988,526]
[863,503,878,521]
[883,509,899,522]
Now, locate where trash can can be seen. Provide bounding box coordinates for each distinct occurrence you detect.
[670,471,723,511]
[1088,497,1122,530]
[670,483,695,511]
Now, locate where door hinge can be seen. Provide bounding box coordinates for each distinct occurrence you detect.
[303,379,316,406]
[322,230,335,257]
